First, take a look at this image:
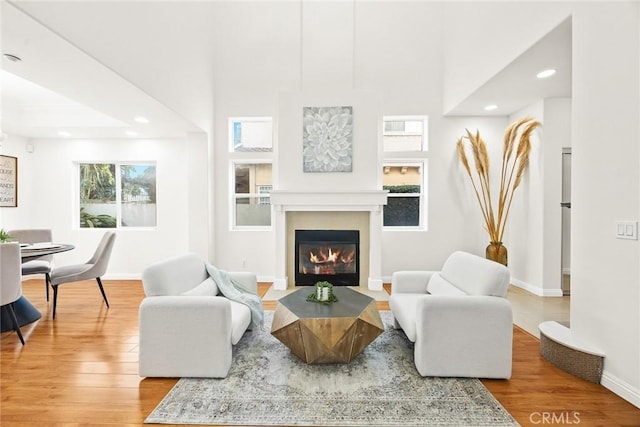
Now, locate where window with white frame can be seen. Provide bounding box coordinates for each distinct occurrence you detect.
[78,162,157,228]
[229,117,273,152]
[232,162,272,227]
[382,115,428,228]
[382,162,424,227]
[383,116,428,152]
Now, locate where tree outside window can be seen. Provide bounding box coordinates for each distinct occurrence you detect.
[79,163,156,228]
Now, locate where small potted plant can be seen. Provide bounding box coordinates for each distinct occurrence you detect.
[0,229,14,243]
[306,281,339,305]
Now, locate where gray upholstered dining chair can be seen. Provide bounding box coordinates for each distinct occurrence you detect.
[8,229,54,301]
[49,231,116,319]
[0,242,26,344]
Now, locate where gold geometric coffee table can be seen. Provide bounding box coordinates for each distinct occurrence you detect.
[271,287,384,364]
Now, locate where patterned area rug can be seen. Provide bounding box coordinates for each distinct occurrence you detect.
[145,311,519,426]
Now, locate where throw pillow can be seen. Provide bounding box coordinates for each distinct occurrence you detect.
[180,277,219,296]
[426,273,466,296]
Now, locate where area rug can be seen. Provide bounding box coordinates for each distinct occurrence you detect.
[145,311,519,426]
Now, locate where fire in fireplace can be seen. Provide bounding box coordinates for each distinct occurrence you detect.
[295,229,359,286]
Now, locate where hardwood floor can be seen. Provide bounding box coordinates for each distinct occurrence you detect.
[1,279,638,427]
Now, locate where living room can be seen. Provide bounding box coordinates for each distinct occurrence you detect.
[1,1,639,425]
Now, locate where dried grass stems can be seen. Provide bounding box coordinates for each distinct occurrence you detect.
[456,117,541,244]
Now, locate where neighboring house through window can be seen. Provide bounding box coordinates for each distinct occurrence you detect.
[229,117,273,228]
[382,115,428,229]
[229,117,273,153]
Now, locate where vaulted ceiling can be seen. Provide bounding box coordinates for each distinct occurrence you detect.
[1,1,571,140]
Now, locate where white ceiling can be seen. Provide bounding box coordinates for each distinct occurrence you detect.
[1,1,572,140]
[1,1,204,139]
[446,17,572,116]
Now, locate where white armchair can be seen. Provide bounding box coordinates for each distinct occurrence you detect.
[138,253,258,378]
[389,251,513,379]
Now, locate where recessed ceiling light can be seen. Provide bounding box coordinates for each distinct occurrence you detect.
[536,69,557,79]
[125,130,138,137]
[134,116,149,124]
[484,104,498,111]
[57,131,71,137]
[3,54,22,63]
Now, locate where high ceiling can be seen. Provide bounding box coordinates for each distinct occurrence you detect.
[1,1,206,139]
[446,17,572,116]
[1,1,571,140]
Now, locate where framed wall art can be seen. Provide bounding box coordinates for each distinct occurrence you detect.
[302,106,353,173]
[0,155,17,207]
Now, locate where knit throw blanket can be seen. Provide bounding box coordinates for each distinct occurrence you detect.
[205,263,264,330]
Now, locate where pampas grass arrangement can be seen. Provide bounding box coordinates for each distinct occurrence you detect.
[456,117,541,244]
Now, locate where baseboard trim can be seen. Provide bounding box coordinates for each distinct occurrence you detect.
[257,275,276,284]
[272,277,288,291]
[601,371,640,409]
[511,279,564,297]
[368,278,383,291]
[103,274,141,280]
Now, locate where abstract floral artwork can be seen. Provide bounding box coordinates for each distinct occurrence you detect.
[302,106,353,172]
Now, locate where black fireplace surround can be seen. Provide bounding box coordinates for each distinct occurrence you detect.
[295,229,359,286]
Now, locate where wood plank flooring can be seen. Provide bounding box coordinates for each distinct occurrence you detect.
[1,279,638,426]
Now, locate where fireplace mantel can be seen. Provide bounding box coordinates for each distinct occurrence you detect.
[271,190,388,291]
[270,190,388,212]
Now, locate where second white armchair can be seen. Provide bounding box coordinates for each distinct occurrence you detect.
[389,251,513,379]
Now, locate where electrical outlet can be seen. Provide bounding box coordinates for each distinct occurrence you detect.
[616,221,638,240]
[242,259,247,268]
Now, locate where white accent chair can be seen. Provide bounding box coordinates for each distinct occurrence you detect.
[138,253,257,378]
[389,251,513,379]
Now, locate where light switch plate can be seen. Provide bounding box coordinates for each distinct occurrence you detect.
[616,221,638,240]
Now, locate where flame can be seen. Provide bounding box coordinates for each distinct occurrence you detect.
[309,247,343,264]
[340,251,354,264]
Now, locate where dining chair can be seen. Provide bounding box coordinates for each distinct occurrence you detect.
[0,242,26,344]
[49,231,116,319]
[8,229,54,301]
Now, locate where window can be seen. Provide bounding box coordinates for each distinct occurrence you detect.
[382,162,424,227]
[79,162,156,228]
[233,162,272,227]
[229,116,274,229]
[383,115,429,229]
[229,117,273,152]
[257,185,272,205]
[383,116,428,152]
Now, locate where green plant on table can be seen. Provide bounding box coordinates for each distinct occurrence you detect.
[306,281,339,305]
[0,229,14,243]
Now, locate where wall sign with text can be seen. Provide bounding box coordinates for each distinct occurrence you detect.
[0,155,18,207]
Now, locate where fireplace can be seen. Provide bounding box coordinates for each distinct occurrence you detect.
[295,229,359,286]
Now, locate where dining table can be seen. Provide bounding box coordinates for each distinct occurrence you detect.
[0,243,75,332]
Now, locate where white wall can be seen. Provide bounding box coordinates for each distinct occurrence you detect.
[507,101,545,295]
[210,1,507,278]
[570,2,640,407]
[210,1,299,276]
[507,98,570,297]
[541,98,572,294]
[0,134,208,278]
